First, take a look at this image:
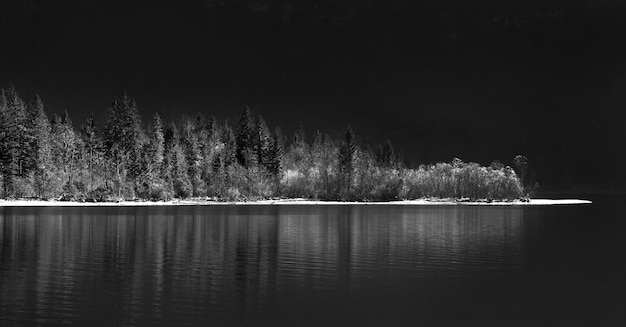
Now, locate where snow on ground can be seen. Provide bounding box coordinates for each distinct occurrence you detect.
[0,198,592,207]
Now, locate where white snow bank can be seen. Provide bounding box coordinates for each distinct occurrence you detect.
[0,198,591,207]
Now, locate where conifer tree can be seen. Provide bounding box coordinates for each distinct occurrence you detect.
[50,110,82,196]
[255,115,273,169]
[26,95,54,198]
[236,106,256,168]
[0,85,28,196]
[193,113,209,176]
[339,126,357,200]
[103,93,145,195]
[222,122,237,167]
[150,113,165,167]
[376,140,395,168]
[134,113,165,199]
[283,125,309,195]
[0,84,529,202]
[181,115,205,196]
[163,124,192,198]
[266,127,284,177]
[290,125,308,164]
[144,113,166,198]
[207,115,220,141]
[202,115,221,187]
[81,114,102,194]
[311,131,338,199]
[310,130,325,197]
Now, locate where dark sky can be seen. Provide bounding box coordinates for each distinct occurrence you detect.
[1,0,625,189]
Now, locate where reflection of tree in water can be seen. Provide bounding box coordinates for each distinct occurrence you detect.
[0,205,524,325]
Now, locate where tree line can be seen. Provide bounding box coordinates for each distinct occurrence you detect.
[0,85,531,202]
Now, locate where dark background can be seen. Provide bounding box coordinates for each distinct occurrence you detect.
[1,0,624,190]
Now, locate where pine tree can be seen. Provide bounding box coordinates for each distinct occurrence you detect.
[311,131,338,199]
[181,115,205,196]
[103,93,145,196]
[151,113,165,167]
[207,115,220,141]
[26,95,54,198]
[310,130,325,198]
[266,127,284,177]
[287,124,309,171]
[0,85,28,196]
[222,122,237,167]
[51,110,81,197]
[338,126,357,200]
[0,90,8,196]
[235,106,256,168]
[80,114,103,194]
[137,113,166,199]
[202,115,221,190]
[163,124,192,198]
[255,115,273,169]
[193,113,209,173]
[376,140,395,168]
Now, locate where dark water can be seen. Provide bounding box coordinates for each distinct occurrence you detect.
[1,197,625,326]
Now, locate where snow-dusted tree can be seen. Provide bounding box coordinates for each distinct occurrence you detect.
[181,115,205,196]
[103,93,145,197]
[222,122,237,167]
[235,106,256,168]
[136,113,166,199]
[289,125,308,164]
[200,115,221,190]
[0,85,29,197]
[80,114,104,194]
[338,126,357,200]
[310,131,339,199]
[51,110,82,196]
[26,95,54,198]
[266,127,284,177]
[376,140,395,168]
[150,113,165,167]
[254,115,274,169]
[163,124,192,198]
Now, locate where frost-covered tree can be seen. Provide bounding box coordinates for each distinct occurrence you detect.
[51,110,82,196]
[150,113,165,167]
[289,125,308,165]
[136,113,166,199]
[376,140,395,168]
[163,124,192,198]
[26,95,54,198]
[0,85,29,196]
[254,115,274,169]
[0,84,529,202]
[222,122,237,167]
[266,127,284,177]
[103,93,145,196]
[236,106,256,168]
[80,114,104,194]
[338,126,357,200]
[181,115,205,196]
[311,131,339,199]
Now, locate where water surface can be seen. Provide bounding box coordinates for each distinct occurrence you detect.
[1,198,624,326]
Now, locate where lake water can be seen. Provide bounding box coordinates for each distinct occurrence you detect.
[1,197,625,326]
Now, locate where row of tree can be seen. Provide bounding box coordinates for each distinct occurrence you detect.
[0,85,531,202]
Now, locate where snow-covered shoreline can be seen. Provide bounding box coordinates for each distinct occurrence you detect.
[0,198,592,207]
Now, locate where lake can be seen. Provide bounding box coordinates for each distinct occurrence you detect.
[1,197,624,326]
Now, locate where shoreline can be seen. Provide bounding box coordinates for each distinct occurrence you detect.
[0,198,592,207]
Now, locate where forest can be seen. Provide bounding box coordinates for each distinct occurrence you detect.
[0,85,532,202]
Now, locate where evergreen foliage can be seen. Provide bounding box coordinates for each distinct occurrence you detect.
[235,106,255,168]
[27,96,54,198]
[338,126,357,200]
[0,85,530,202]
